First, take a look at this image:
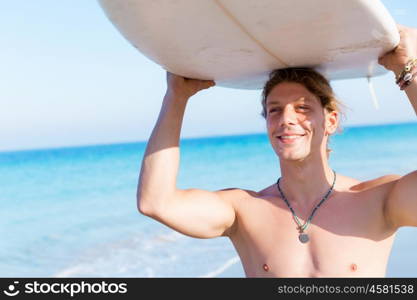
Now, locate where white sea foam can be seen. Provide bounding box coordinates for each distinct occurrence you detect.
[152,231,184,243]
[198,256,240,278]
[54,266,86,278]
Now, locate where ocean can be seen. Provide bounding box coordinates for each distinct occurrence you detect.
[1,122,417,277]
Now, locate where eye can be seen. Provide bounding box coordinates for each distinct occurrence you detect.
[268,107,281,115]
[297,106,310,111]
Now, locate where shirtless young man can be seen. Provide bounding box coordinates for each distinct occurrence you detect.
[137,25,417,277]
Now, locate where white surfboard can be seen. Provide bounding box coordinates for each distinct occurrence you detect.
[98,0,399,89]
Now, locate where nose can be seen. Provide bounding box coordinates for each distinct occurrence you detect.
[279,106,298,126]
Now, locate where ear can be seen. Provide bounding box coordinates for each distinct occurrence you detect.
[325,110,339,136]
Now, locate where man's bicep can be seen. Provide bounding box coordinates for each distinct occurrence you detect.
[385,170,417,228]
[149,188,243,239]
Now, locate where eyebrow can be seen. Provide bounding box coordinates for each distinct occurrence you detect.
[266,97,311,107]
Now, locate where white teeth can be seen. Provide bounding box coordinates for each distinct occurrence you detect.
[280,135,301,139]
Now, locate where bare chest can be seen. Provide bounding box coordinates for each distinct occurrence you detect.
[230,192,396,277]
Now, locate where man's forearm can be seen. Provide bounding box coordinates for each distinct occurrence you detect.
[137,93,188,212]
[405,77,417,115]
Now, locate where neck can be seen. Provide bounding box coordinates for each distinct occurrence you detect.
[278,155,335,206]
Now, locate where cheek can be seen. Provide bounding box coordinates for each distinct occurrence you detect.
[266,118,270,129]
[266,117,274,132]
[304,120,324,142]
[300,119,313,133]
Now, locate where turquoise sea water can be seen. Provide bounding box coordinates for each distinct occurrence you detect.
[1,122,417,277]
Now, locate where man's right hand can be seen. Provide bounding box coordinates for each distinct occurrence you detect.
[166,72,216,100]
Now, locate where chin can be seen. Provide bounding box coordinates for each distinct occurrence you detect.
[278,150,310,161]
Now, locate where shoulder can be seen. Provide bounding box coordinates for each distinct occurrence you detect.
[220,173,403,202]
[215,187,259,204]
[330,173,402,193]
[257,184,276,197]
[351,174,402,193]
[254,173,402,195]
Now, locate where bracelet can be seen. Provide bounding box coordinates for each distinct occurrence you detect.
[396,58,417,90]
[398,68,417,90]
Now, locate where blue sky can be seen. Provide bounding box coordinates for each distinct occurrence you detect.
[1,0,416,152]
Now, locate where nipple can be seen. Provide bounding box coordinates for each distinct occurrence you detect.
[350,263,357,271]
[263,264,269,272]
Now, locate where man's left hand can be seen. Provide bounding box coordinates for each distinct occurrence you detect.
[378,24,417,75]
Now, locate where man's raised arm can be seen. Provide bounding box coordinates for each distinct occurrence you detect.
[137,73,245,238]
[379,25,417,228]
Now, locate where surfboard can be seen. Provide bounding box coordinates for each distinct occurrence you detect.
[98,0,399,89]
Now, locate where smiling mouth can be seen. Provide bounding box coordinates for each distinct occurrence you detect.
[276,134,306,144]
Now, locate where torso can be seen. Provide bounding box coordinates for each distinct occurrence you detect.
[228,174,400,277]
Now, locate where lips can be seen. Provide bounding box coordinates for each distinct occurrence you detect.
[276,133,306,144]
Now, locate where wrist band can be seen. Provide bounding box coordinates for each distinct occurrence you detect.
[396,58,417,90]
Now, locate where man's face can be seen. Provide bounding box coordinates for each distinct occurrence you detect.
[266,82,337,161]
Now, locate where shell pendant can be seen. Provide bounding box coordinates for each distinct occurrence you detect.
[299,233,309,243]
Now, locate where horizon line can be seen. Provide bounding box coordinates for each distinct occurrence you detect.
[1,120,416,154]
